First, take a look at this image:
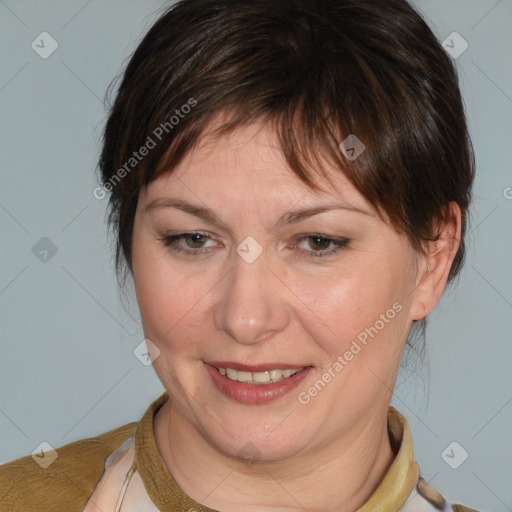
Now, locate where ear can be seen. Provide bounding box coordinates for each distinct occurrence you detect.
[409,202,462,321]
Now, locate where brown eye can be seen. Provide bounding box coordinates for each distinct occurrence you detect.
[182,233,208,248]
[307,235,332,251]
[160,231,217,256]
[294,234,350,259]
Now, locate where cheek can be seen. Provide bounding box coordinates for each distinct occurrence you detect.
[287,260,411,364]
[132,244,213,399]
[135,270,206,343]
[132,235,219,350]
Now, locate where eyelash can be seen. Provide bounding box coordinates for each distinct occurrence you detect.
[158,232,350,259]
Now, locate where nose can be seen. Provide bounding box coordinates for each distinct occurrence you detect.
[213,248,290,345]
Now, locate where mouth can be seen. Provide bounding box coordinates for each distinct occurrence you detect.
[214,366,304,384]
[204,361,313,404]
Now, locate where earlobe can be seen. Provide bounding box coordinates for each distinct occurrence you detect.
[409,203,462,321]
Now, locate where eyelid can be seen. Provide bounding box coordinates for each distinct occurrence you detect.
[291,234,350,258]
[162,231,219,248]
[159,231,350,259]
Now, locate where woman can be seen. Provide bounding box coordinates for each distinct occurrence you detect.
[0,0,479,510]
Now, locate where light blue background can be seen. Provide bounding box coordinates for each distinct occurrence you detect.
[1,0,511,509]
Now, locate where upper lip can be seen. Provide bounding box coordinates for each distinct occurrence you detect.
[205,361,310,372]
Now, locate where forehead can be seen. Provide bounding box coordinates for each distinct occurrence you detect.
[144,117,374,215]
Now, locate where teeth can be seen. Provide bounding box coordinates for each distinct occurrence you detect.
[216,367,304,384]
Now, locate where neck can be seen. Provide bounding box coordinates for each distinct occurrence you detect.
[154,400,396,512]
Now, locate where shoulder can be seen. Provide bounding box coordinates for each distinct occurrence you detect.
[0,421,138,512]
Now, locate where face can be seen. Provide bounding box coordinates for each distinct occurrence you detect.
[131,118,422,463]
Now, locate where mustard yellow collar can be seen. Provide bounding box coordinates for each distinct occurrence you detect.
[135,391,418,511]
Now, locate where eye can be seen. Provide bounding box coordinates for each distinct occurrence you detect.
[159,231,349,259]
[292,234,350,258]
[160,231,218,256]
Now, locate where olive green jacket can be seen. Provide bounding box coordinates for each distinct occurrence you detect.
[0,392,480,511]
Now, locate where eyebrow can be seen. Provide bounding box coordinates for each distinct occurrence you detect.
[145,197,373,231]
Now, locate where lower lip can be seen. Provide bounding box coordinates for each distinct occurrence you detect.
[204,363,313,405]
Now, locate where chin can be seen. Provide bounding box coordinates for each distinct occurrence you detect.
[197,412,316,464]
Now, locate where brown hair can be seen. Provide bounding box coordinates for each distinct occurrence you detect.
[97,0,475,349]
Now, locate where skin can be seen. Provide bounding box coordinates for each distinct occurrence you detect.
[131,116,462,512]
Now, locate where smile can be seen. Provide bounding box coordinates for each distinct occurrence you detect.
[204,362,313,405]
[216,366,304,384]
